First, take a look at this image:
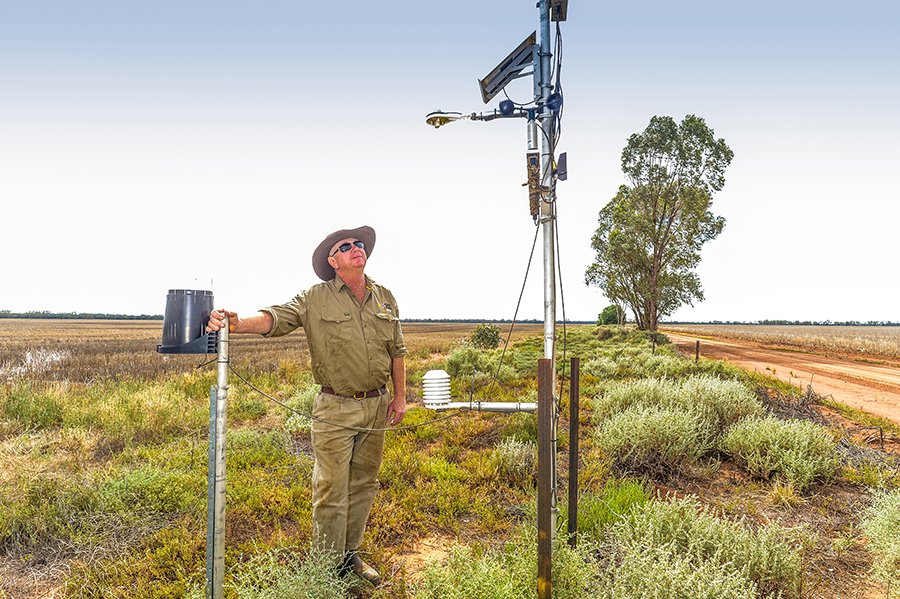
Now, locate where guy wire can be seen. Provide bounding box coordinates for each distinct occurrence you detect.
[485,219,542,401]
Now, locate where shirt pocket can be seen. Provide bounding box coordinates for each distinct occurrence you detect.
[374,312,399,346]
[321,312,354,345]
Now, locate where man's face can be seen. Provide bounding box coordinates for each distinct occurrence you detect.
[328,237,367,273]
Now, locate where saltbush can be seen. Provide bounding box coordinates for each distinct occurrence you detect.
[606,495,802,598]
[593,375,762,441]
[282,382,319,434]
[860,489,900,593]
[494,437,536,489]
[720,415,838,491]
[594,536,760,599]
[184,547,350,599]
[595,405,708,474]
[416,531,597,599]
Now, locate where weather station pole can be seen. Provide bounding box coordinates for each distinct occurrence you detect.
[423,2,568,598]
[536,0,560,549]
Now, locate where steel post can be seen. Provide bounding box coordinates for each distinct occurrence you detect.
[537,358,553,599]
[568,357,579,548]
[206,319,228,599]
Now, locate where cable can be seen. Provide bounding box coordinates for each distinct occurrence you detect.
[485,221,542,402]
[554,209,569,405]
[228,364,469,434]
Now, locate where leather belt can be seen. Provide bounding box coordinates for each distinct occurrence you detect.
[320,386,387,399]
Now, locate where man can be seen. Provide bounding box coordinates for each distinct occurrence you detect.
[206,225,406,585]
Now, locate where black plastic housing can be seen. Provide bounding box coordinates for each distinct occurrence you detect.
[157,289,218,355]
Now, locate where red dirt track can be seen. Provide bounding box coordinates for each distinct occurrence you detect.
[664,332,900,426]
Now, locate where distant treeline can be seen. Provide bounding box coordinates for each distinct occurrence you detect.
[0,310,163,321]
[664,320,899,327]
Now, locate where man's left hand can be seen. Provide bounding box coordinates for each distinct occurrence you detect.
[386,394,406,426]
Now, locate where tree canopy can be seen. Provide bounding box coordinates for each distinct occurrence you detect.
[585,115,733,331]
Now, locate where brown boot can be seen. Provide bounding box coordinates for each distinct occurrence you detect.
[344,551,381,585]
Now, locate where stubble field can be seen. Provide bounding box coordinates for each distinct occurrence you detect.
[660,324,900,361]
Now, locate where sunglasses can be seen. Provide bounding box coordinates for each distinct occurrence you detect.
[331,240,365,257]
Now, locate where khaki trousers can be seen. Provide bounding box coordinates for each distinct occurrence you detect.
[310,390,389,558]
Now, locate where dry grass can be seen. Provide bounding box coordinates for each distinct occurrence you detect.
[661,324,900,359]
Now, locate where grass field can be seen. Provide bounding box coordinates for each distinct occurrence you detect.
[2,319,899,598]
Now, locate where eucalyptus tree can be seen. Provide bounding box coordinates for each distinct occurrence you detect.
[585,115,733,330]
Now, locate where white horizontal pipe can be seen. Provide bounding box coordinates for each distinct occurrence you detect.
[424,401,538,413]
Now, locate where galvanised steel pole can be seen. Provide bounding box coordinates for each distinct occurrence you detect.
[206,318,229,599]
[536,0,559,543]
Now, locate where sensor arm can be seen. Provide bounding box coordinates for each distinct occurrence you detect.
[425,108,530,129]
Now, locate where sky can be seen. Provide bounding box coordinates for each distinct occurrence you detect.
[1,0,897,324]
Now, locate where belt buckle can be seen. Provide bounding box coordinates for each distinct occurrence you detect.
[353,391,367,399]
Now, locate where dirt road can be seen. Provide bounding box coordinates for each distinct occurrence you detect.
[664,332,900,426]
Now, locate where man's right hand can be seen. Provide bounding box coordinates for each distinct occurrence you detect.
[206,309,237,333]
[206,309,274,335]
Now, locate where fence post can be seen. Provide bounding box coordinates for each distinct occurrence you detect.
[567,357,579,549]
[537,358,553,599]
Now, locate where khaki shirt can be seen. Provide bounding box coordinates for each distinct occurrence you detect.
[260,276,407,397]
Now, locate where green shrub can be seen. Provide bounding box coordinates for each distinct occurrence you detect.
[594,536,759,599]
[230,389,268,421]
[595,405,708,474]
[608,495,802,598]
[226,429,294,471]
[720,415,838,491]
[861,489,900,593]
[499,411,538,444]
[592,375,762,444]
[282,383,319,434]
[416,532,597,599]
[470,323,502,350]
[443,346,517,383]
[494,438,536,489]
[184,547,349,599]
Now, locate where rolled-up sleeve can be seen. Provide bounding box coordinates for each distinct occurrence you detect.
[261,292,308,338]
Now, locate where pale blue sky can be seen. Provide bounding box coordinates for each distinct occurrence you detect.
[1,1,897,323]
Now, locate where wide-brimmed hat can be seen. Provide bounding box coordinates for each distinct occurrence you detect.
[312,226,376,281]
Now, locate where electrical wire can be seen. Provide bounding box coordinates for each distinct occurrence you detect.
[224,222,546,434]
[227,364,469,434]
[485,220,542,401]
